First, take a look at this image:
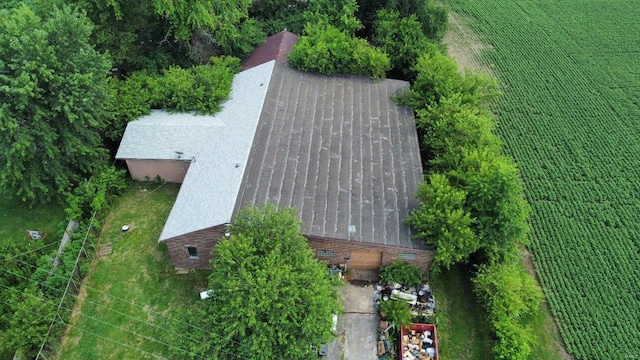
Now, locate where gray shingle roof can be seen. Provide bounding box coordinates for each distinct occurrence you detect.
[116,61,276,240]
[234,63,424,249]
[116,61,423,249]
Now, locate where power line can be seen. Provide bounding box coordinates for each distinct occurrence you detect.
[0,283,217,360]
[5,254,253,350]
[1,260,252,360]
[0,266,210,358]
[36,210,97,359]
[0,240,59,263]
[0,297,166,360]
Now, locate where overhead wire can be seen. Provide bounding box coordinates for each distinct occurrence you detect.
[0,282,223,360]
[0,240,60,263]
[5,253,254,350]
[0,297,166,360]
[0,264,212,357]
[1,258,255,359]
[2,180,291,359]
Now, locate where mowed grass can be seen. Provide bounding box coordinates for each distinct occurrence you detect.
[0,193,65,248]
[431,264,493,360]
[433,262,566,360]
[56,183,208,359]
[442,1,640,357]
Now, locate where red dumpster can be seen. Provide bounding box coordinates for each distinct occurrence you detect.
[399,323,438,360]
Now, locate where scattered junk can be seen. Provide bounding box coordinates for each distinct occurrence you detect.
[377,321,396,360]
[199,289,214,300]
[375,283,436,319]
[329,264,346,281]
[121,224,130,232]
[374,282,438,360]
[25,229,47,241]
[400,323,438,360]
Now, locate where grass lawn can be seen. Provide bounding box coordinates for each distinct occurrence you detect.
[433,262,566,360]
[0,193,65,248]
[0,194,65,359]
[431,264,493,360]
[56,183,209,359]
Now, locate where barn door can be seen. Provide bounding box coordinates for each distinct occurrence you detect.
[349,250,383,270]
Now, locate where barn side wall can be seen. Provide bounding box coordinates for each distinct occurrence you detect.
[162,225,227,270]
[306,236,432,272]
[125,159,191,183]
[164,227,433,275]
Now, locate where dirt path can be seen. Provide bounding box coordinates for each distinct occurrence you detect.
[443,12,495,75]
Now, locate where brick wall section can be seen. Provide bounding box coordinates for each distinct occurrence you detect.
[164,225,433,273]
[306,235,433,272]
[163,225,227,270]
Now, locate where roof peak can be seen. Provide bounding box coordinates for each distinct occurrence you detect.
[242,31,299,70]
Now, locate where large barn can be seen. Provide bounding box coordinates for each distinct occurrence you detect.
[116,32,430,277]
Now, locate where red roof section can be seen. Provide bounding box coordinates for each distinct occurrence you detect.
[242,31,299,70]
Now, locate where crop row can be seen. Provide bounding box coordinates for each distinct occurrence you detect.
[442,0,640,357]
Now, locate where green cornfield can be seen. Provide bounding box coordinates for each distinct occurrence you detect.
[441,0,640,358]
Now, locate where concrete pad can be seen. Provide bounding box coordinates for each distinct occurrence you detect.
[342,313,379,360]
[326,282,379,360]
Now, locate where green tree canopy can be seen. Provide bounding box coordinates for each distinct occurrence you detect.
[473,262,543,359]
[304,0,363,35]
[249,0,308,35]
[385,0,448,41]
[173,205,341,360]
[76,0,188,75]
[403,49,499,109]
[0,5,111,203]
[406,173,477,271]
[289,21,390,78]
[372,8,433,79]
[453,149,530,263]
[149,0,265,61]
[415,94,502,169]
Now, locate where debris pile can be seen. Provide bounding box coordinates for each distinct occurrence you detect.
[376,322,394,360]
[374,283,436,318]
[401,328,436,360]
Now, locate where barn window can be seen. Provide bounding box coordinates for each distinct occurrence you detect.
[186,246,199,259]
[317,249,335,257]
[399,253,416,260]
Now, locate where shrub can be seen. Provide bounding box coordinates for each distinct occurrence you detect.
[379,260,424,287]
[473,262,543,359]
[380,299,412,329]
[288,21,390,79]
[65,166,127,220]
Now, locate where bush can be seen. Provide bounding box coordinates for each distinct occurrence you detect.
[288,21,390,79]
[154,56,240,113]
[473,262,543,359]
[103,56,241,142]
[65,166,127,220]
[379,260,424,287]
[380,299,412,329]
[402,49,499,110]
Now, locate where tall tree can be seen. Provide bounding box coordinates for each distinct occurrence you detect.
[149,0,265,61]
[304,0,363,35]
[249,0,308,35]
[79,0,189,75]
[172,205,341,359]
[406,173,477,271]
[0,5,111,202]
[372,8,434,80]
